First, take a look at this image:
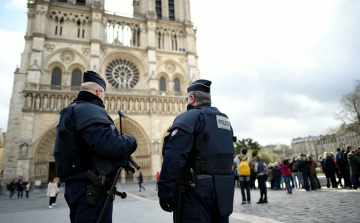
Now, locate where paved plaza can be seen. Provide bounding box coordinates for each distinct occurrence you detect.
[0,180,359,223]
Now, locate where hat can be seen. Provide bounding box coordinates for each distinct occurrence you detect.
[82,71,106,91]
[187,79,211,93]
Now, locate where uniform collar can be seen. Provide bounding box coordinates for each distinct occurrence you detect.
[187,103,211,111]
[74,91,105,108]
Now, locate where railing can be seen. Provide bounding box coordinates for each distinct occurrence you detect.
[24,83,187,97]
[104,10,145,20]
[22,83,187,113]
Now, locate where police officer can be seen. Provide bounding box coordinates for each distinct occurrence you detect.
[158,79,235,223]
[53,71,137,223]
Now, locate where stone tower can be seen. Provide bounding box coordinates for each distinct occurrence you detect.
[2,0,199,183]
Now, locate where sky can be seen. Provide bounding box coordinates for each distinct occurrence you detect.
[0,0,359,146]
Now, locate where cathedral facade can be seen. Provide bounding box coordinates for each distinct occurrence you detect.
[2,0,199,183]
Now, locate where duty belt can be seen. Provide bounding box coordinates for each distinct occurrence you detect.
[197,175,212,180]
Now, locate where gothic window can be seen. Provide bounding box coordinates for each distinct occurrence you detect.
[71,69,82,86]
[158,33,162,49]
[156,0,162,19]
[172,35,178,51]
[55,17,64,36]
[169,0,175,21]
[51,68,62,86]
[159,77,166,91]
[174,78,180,92]
[105,59,139,89]
[77,20,85,38]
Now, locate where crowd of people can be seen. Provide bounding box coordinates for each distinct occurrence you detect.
[234,145,360,204]
[6,176,62,209]
[6,179,32,199]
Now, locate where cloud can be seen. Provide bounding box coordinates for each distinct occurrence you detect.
[4,0,27,11]
[190,0,360,145]
[0,30,24,132]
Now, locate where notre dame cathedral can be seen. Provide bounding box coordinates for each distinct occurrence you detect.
[2,0,199,184]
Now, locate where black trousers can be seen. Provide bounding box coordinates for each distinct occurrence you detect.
[257,175,267,200]
[49,196,56,205]
[18,190,23,198]
[327,169,338,188]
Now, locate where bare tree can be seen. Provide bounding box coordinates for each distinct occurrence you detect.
[336,81,360,135]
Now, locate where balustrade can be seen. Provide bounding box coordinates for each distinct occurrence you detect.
[23,83,187,114]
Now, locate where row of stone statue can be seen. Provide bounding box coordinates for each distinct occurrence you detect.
[25,93,187,113]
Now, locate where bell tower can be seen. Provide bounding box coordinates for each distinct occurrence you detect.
[2,0,200,184]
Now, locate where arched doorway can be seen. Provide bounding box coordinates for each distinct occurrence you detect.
[114,116,151,181]
[34,117,151,183]
[34,128,56,183]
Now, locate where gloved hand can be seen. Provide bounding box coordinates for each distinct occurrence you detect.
[127,135,137,155]
[159,197,174,212]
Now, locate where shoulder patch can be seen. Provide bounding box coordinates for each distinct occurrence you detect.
[171,128,178,136]
[216,115,231,130]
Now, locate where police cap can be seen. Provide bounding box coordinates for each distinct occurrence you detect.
[83,71,106,91]
[187,79,211,93]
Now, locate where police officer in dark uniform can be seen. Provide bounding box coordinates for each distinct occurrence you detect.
[53,71,137,223]
[158,79,235,223]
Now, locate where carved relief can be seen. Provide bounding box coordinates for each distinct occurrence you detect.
[60,51,75,64]
[140,52,147,59]
[45,44,55,52]
[19,143,29,158]
[81,47,90,55]
[165,62,176,74]
[178,58,186,64]
[101,47,108,55]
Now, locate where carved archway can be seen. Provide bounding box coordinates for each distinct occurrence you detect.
[34,127,56,183]
[114,116,151,170]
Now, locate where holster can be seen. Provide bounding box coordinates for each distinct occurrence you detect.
[181,168,197,185]
[86,182,103,205]
[85,171,105,205]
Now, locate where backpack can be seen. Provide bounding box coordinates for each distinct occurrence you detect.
[256,161,263,174]
[238,156,250,176]
[263,162,268,175]
[339,153,346,165]
[291,161,299,172]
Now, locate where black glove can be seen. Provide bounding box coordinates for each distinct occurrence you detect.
[126,135,137,155]
[159,197,174,212]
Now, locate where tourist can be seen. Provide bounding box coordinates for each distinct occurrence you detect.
[324,152,337,188]
[47,177,59,208]
[279,159,292,194]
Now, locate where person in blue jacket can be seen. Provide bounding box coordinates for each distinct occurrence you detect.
[53,71,137,223]
[158,79,235,223]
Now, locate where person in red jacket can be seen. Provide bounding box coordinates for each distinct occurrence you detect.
[156,172,160,191]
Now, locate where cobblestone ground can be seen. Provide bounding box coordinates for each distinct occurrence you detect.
[0,180,359,223]
[233,186,360,223]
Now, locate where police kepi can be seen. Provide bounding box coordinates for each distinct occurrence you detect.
[158,79,235,223]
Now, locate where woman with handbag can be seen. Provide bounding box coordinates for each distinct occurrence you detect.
[279,159,293,194]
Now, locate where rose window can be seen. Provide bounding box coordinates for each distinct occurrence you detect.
[105,59,139,89]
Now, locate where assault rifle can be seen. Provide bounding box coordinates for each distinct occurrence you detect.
[94,110,140,223]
